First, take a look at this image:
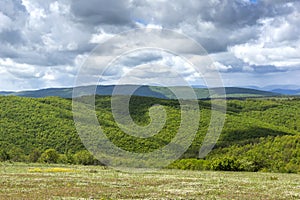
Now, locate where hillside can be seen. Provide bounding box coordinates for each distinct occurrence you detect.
[0,85,280,99]
[0,95,299,172]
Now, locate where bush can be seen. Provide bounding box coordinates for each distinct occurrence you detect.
[0,149,10,161]
[28,148,42,163]
[168,159,209,170]
[39,149,59,163]
[284,162,300,173]
[57,154,69,164]
[210,157,241,171]
[74,150,94,165]
[7,146,25,162]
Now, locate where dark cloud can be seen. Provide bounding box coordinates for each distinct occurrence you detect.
[70,0,132,25]
[252,65,287,73]
[119,52,163,67]
[0,0,27,20]
[201,2,259,27]
[0,30,24,45]
[201,0,295,27]
[131,0,299,53]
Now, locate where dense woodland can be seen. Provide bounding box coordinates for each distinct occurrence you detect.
[0,95,299,173]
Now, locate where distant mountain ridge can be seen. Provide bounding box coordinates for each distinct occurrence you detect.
[271,89,300,95]
[0,91,13,95]
[0,85,282,99]
[245,85,300,95]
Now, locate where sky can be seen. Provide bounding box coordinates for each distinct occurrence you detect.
[0,0,300,91]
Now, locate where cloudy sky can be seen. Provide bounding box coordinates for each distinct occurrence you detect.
[0,0,300,91]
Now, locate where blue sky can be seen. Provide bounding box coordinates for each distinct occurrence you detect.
[0,0,299,91]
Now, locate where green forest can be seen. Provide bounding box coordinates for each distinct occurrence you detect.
[0,95,299,173]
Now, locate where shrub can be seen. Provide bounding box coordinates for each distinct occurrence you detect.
[74,150,94,165]
[39,149,59,163]
[57,152,75,164]
[0,149,10,161]
[28,148,42,163]
[284,162,300,173]
[210,157,241,171]
[7,146,26,162]
[168,159,209,170]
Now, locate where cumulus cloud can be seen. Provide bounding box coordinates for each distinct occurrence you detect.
[0,0,299,90]
[229,6,300,69]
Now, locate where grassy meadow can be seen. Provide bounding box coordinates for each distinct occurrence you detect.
[1,162,300,199]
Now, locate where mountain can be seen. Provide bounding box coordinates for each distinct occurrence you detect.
[13,88,74,98]
[243,85,300,95]
[271,89,300,95]
[261,84,300,91]
[0,85,280,99]
[211,87,279,98]
[0,91,13,95]
[4,85,167,99]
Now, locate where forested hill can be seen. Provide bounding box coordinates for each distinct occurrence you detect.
[0,85,280,99]
[0,95,299,173]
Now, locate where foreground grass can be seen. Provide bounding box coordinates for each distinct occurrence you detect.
[0,163,300,199]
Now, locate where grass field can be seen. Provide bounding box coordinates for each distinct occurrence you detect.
[1,163,300,199]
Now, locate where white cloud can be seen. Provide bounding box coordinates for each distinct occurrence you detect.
[0,12,12,31]
[89,29,115,43]
[135,22,163,29]
[212,62,232,71]
[42,72,55,81]
[0,0,300,90]
[230,43,300,67]
[229,9,300,68]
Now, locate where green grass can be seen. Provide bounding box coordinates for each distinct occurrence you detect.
[1,162,300,199]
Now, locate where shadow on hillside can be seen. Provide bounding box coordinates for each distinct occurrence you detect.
[216,127,292,148]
